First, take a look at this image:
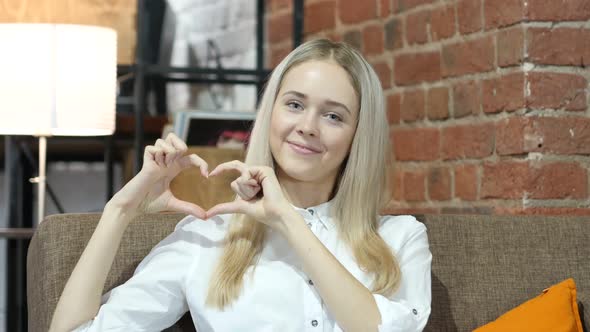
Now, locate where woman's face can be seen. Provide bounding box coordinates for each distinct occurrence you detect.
[270,60,359,184]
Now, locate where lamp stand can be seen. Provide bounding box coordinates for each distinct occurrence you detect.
[30,135,47,225]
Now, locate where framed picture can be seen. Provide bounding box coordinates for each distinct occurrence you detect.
[174,110,256,146]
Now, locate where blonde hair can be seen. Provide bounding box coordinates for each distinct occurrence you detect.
[205,39,400,309]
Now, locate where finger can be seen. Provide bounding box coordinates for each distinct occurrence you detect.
[155,139,177,166]
[230,180,256,201]
[178,154,209,178]
[166,133,188,151]
[206,200,249,218]
[209,160,248,178]
[167,196,207,219]
[144,145,157,162]
[247,166,282,197]
[154,149,165,167]
[235,179,260,200]
[166,133,188,163]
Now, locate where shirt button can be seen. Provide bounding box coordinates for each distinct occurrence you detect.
[308,279,314,286]
[311,320,318,327]
[412,308,418,315]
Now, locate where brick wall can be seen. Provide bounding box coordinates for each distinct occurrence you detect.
[266,0,590,215]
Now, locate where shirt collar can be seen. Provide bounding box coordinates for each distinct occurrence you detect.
[290,199,335,230]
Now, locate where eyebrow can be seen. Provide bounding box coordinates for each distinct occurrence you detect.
[283,90,352,115]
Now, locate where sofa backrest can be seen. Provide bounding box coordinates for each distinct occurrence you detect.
[27,213,589,331]
[26,213,192,332]
[418,214,589,331]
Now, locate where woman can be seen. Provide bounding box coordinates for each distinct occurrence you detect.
[50,39,432,332]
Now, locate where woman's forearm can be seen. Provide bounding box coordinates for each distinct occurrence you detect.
[279,210,381,332]
[49,203,137,332]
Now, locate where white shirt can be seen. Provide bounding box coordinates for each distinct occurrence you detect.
[73,201,432,332]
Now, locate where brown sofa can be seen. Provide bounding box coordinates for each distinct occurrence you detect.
[27,213,589,331]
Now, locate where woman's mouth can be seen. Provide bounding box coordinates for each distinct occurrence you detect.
[288,141,321,155]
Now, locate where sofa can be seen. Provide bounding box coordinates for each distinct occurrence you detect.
[27,213,589,331]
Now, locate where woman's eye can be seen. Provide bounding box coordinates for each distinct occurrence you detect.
[287,101,303,111]
[326,113,343,122]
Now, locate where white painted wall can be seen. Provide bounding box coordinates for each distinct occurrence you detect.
[161,0,257,114]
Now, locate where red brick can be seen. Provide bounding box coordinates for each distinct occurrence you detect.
[527,27,590,67]
[482,161,588,199]
[380,0,391,18]
[401,89,425,122]
[363,25,385,56]
[390,167,404,201]
[441,36,494,77]
[339,0,378,24]
[441,123,495,160]
[454,164,478,201]
[326,31,342,42]
[498,25,525,67]
[383,206,441,215]
[528,162,587,199]
[343,29,362,50]
[270,0,291,11]
[395,0,436,12]
[269,44,291,68]
[457,0,482,34]
[371,61,392,89]
[453,80,481,118]
[406,9,430,45]
[527,72,587,111]
[268,12,292,43]
[495,117,530,156]
[482,73,525,113]
[496,116,590,155]
[392,127,440,161]
[495,207,590,216]
[427,87,449,120]
[481,161,529,199]
[403,170,427,201]
[430,4,455,41]
[484,0,525,30]
[305,1,336,34]
[442,206,494,214]
[394,52,441,85]
[428,167,452,201]
[386,93,402,125]
[526,0,590,21]
[384,18,403,50]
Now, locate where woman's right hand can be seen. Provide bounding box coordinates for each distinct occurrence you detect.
[108,133,209,219]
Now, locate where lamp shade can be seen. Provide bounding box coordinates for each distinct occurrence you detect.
[0,24,117,136]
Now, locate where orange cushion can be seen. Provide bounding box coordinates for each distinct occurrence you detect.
[474,278,583,332]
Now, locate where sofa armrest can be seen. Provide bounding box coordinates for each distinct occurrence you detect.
[26,212,187,332]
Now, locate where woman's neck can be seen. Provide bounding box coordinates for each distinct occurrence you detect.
[277,169,335,209]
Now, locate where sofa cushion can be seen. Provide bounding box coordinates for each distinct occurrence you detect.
[474,278,583,332]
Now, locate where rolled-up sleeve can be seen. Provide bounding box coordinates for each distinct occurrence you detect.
[71,216,199,332]
[375,217,432,332]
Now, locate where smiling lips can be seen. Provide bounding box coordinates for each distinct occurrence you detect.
[288,141,322,155]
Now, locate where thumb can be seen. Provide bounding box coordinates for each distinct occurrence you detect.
[167,195,207,219]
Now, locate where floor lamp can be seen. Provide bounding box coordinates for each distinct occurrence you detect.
[0,24,117,225]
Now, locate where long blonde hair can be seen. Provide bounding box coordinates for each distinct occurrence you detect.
[205,39,400,309]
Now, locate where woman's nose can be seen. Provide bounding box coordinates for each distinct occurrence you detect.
[296,112,319,136]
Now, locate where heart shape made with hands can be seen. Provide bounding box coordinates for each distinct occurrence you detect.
[169,147,262,218]
[145,133,288,223]
[169,147,242,203]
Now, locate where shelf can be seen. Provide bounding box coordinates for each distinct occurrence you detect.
[175,110,256,121]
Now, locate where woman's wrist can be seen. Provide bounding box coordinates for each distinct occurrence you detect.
[103,200,140,226]
[273,206,308,240]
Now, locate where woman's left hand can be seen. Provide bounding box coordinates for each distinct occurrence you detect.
[205,160,295,231]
